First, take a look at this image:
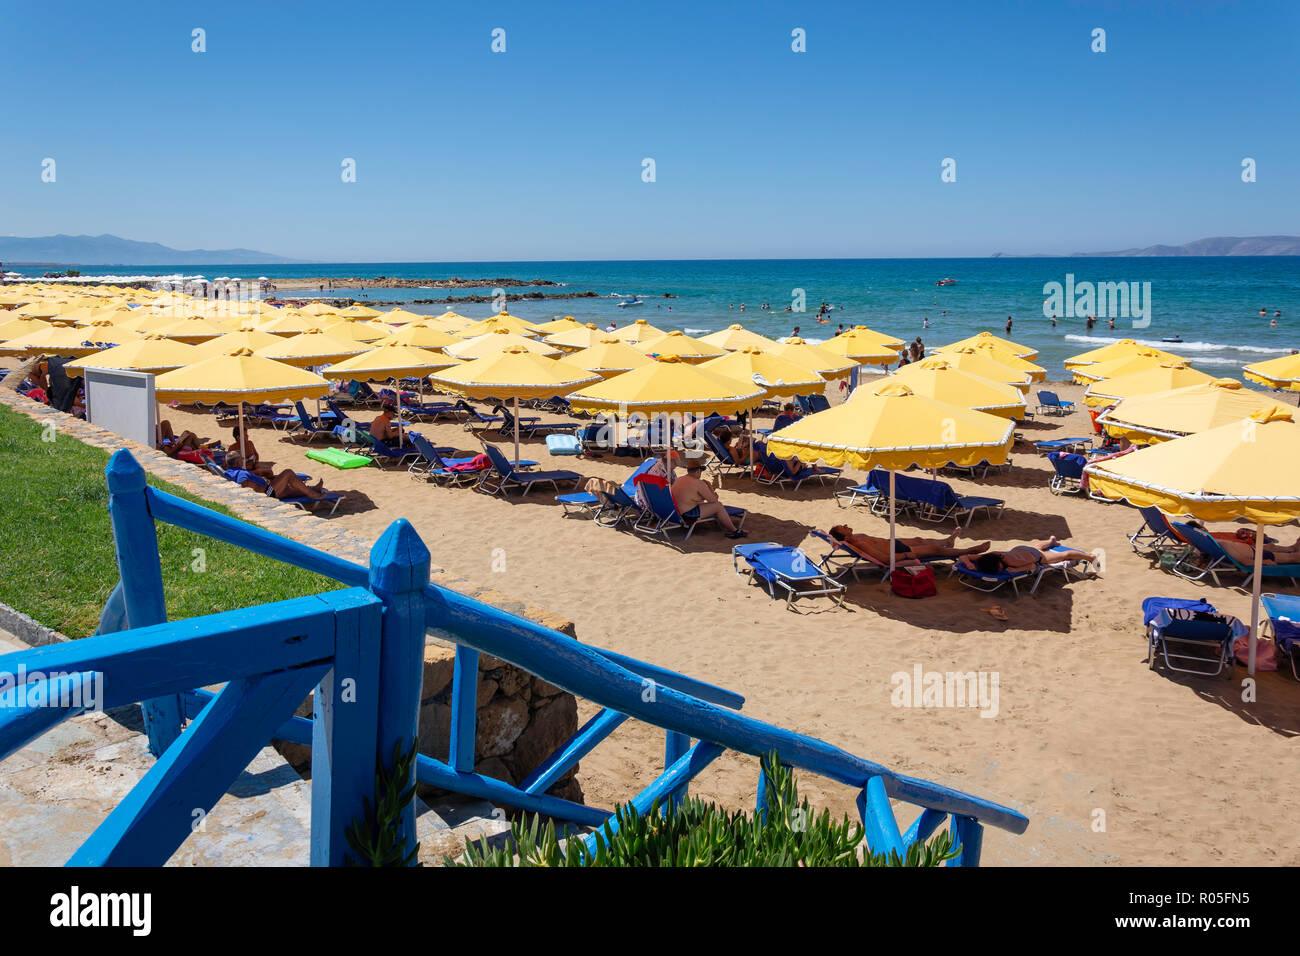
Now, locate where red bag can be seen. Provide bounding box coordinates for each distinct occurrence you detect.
[890,565,936,598]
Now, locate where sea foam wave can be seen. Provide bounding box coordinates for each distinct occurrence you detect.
[1062,334,1290,355]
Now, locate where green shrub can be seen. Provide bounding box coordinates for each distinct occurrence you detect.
[450,753,958,867]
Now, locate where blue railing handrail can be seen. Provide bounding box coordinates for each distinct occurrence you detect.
[140,481,1028,837]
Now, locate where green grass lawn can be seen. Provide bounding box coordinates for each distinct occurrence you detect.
[0,404,339,638]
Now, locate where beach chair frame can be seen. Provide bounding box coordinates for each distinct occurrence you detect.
[732,543,846,608]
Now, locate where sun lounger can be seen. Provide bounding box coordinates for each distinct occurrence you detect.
[704,430,751,477]
[406,432,475,481]
[480,445,582,497]
[806,528,941,582]
[214,465,343,516]
[632,481,746,542]
[1033,436,1093,454]
[1035,390,1076,416]
[556,491,600,516]
[1261,593,1300,679]
[349,429,421,469]
[457,400,504,432]
[1169,523,1300,588]
[589,460,657,526]
[1129,506,1181,554]
[886,472,1003,527]
[754,442,842,490]
[732,543,846,607]
[289,401,341,443]
[951,545,1094,597]
[1142,596,1241,678]
[1047,451,1087,495]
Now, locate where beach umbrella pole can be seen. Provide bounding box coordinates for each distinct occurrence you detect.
[514,396,521,466]
[889,469,897,576]
[1249,521,1264,675]
[239,402,248,466]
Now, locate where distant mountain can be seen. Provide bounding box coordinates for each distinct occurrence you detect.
[1073,235,1300,257]
[0,233,302,266]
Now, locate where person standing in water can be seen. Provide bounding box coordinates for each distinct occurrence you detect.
[1005,316,1013,334]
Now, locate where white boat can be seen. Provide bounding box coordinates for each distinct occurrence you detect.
[617,295,643,308]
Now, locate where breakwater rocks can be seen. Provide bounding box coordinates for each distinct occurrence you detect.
[271,276,561,291]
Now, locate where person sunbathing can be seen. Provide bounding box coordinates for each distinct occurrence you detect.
[227,426,274,478]
[157,420,211,457]
[958,537,1097,574]
[1212,529,1300,566]
[369,408,406,445]
[670,462,747,538]
[232,468,330,502]
[828,525,989,563]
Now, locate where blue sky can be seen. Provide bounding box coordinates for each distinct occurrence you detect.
[2,0,1297,261]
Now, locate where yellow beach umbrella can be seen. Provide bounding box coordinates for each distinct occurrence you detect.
[75,318,142,347]
[696,324,782,352]
[544,323,608,352]
[528,316,585,336]
[430,346,601,464]
[254,328,370,367]
[298,301,340,317]
[66,334,204,376]
[445,328,560,360]
[1082,363,1214,408]
[321,343,461,429]
[699,347,827,398]
[382,307,429,326]
[154,349,331,464]
[321,319,389,343]
[457,311,537,338]
[815,328,902,366]
[559,337,655,379]
[1243,353,1300,392]
[963,343,1047,381]
[866,358,1026,419]
[156,316,229,343]
[1085,406,1300,673]
[193,328,285,357]
[339,304,383,319]
[767,337,856,379]
[636,329,726,363]
[0,316,53,342]
[1063,337,1174,370]
[1096,379,1280,444]
[768,380,1014,571]
[260,311,325,336]
[0,321,106,358]
[612,318,667,345]
[1072,350,1174,384]
[938,330,1039,359]
[13,300,61,318]
[422,310,476,333]
[843,325,907,351]
[378,323,459,350]
[895,352,1031,392]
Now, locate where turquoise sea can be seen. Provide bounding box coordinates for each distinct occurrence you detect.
[33,257,1300,378]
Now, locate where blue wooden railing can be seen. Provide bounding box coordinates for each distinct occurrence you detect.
[0,449,1028,865]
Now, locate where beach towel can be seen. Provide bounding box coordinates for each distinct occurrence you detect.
[632,459,669,510]
[1234,636,1278,670]
[448,453,490,472]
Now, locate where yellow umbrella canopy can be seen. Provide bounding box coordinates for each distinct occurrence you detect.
[767,336,856,378]
[377,323,459,350]
[558,336,655,378]
[422,310,476,333]
[66,333,204,376]
[1097,379,1281,444]
[1071,349,1174,384]
[699,347,827,398]
[1084,404,1300,675]
[636,329,727,363]
[895,352,1031,392]
[320,343,460,381]
[54,301,104,324]
[843,325,907,351]
[445,328,561,360]
[193,328,285,357]
[0,316,53,342]
[544,323,608,352]
[767,379,1014,472]
[612,318,667,344]
[298,301,341,317]
[338,304,383,319]
[567,354,766,418]
[381,307,429,325]
[429,345,601,401]
[865,357,1026,419]
[1082,363,1214,407]
[1243,353,1300,391]
[76,318,142,346]
[152,349,330,404]
[254,328,370,367]
[259,311,325,336]
[457,312,538,338]
[0,321,106,358]
[962,342,1047,381]
[1064,337,1153,370]
[696,324,782,351]
[156,316,230,343]
[13,300,62,318]
[814,328,902,366]
[528,316,585,336]
[938,330,1039,360]
[320,319,389,343]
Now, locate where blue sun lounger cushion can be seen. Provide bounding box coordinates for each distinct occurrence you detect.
[732,543,845,607]
[1261,593,1300,678]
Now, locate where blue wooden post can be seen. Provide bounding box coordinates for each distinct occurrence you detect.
[755,763,770,824]
[310,592,382,866]
[948,814,984,867]
[664,731,690,809]
[368,519,431,857]
[449,645,479,773]
[105,449,183,755]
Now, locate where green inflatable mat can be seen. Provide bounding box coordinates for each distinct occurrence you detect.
[306,447,373,470]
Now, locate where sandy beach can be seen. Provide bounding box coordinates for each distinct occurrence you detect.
[146,377,1300,866]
